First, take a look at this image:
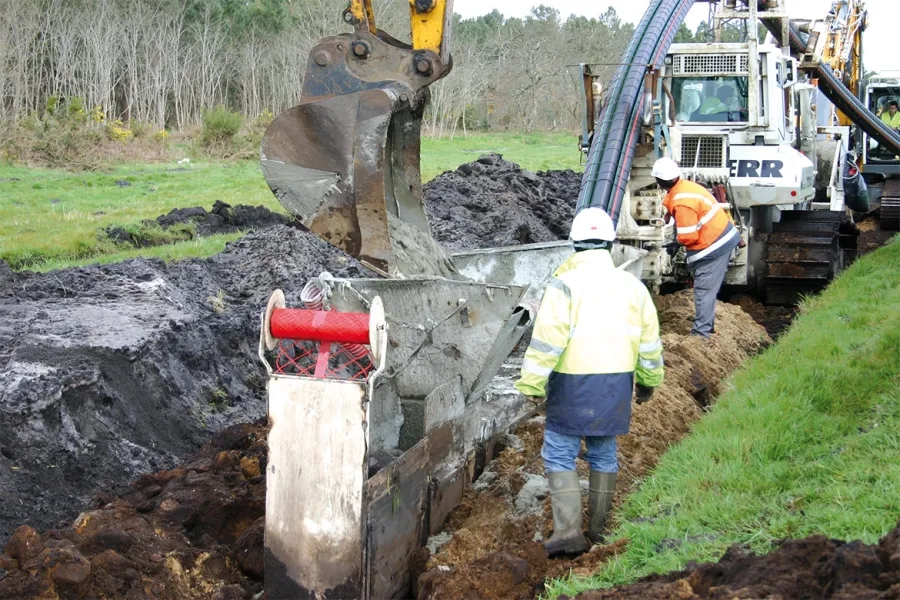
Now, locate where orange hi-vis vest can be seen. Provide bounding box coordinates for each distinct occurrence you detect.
[663,179,738,264]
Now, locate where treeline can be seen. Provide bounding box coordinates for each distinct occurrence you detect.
[0,0,640,136]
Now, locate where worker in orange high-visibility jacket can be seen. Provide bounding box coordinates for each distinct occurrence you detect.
[652,157,741,338]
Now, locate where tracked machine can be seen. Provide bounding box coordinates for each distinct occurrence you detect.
[860,73,900,231]
[577,0,900,305]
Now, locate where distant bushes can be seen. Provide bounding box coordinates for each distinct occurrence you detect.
[0,96,280,167]
[200,106,243,149]
[1,96,172,168]
[196,106,273,159]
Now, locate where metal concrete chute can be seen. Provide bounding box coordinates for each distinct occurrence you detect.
[260,1,455,279]
[258,272,535,598]
[258,289,388,599]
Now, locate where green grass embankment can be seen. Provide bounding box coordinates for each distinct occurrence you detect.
[547,235,900,597]
[0,132,581,272]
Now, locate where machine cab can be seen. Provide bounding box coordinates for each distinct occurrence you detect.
[862,74,900,175]
[662,43,814,207]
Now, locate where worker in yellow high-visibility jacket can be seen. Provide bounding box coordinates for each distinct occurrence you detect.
[881,100,900,131]
[515,207,664,556]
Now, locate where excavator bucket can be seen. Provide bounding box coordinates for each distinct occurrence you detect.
[261,30,454,279]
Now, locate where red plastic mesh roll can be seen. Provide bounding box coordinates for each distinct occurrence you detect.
[270,308,370,345]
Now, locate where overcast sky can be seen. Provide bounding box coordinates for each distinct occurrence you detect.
[453,0,893,74]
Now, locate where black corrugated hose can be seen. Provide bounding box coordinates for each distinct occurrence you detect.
[576,0,694,224]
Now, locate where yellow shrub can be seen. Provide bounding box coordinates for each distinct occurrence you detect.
[105,120,133,143]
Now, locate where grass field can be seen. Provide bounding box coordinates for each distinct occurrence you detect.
[545,236,900,597]
[0,132,582,272]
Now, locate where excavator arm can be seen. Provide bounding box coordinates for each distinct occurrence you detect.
[348,0,453,61]
[261,1,455,278]
[799,0,867,127]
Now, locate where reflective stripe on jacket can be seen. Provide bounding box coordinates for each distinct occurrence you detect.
[663,179,739,264]
[514,250,664,437]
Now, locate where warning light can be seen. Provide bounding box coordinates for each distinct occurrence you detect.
[791,190,797,197]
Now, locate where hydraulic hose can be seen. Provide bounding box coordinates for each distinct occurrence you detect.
[747,2,900,155]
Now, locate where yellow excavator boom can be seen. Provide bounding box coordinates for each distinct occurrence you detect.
[348,0,453,60]
[816,0,867,126]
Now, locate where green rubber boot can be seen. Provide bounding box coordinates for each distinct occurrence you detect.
[544,471,589,556]
[587,471,616,544]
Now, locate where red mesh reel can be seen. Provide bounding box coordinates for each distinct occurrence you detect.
[268,308,375,381]
[270,308,370,345]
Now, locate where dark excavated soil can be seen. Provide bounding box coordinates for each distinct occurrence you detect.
[0,421,268,600]
[105,200,295,247]
[423,153,580,251]
[0,226,372,543]
[562,522,900,599]
[857,212,896,257]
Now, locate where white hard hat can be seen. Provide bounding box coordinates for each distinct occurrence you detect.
[651,156,681,181]
[570,207,616,243]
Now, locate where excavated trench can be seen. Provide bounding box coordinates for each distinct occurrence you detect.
[0,155,888,599]
[415,293,770,599]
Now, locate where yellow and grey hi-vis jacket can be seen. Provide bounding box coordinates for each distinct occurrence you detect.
[514,249,664,436]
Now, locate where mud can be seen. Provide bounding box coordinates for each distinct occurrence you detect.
[423,153,580,251]
[417,292,771,599]
[563,520,900,599]
[105,201,295,247]
[0,226,372,542]
[727,293,796,339]
[0,292,766,600]
[857,212,896,257]
[0,421,267,600]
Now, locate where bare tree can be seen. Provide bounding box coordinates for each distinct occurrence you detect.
[0,0,631,135]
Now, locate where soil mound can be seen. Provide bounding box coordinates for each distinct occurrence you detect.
[417,292,770,599]
[0,421,267,600]
[105,201,294,247]
[563,521,900,599]
[0,292,768,600]
[423,153,580,251]
[0,226,372,542]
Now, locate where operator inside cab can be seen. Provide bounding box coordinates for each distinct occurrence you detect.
[881,100,900,132]
[694,84,747,122]
[652,157,741,338]
[699,86,735,115]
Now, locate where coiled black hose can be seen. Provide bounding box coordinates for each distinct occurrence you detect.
[577,0,665,213]
[576,0,693,223]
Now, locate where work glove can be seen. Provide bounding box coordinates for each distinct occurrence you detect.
[634,384,655,405]
[664,241,680,257]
